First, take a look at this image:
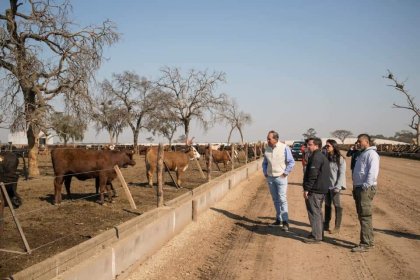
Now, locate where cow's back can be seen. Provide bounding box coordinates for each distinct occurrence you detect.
[51,148,104,176]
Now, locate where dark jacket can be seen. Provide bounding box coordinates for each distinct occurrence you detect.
[303,149,331,194]
[346,148,361,172]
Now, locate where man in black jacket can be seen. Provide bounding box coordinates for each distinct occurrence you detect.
[303,137,331,243]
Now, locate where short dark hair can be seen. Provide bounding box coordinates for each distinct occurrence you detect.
[357,133,372,145]
[268,130,279,141]
[308,137,322,148]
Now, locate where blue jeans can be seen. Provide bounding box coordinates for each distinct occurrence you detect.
[266,176,288,222]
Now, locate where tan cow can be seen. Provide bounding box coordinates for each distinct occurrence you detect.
[145,146,199,188]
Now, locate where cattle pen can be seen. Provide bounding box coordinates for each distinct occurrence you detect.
[0,143,264,279]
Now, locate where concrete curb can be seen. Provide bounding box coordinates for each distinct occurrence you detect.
[11,159,262,280]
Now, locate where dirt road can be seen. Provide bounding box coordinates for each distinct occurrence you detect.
[124,155,420,280]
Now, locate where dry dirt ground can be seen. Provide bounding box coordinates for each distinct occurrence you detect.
[0,151,246,278]
[124,155,420,280]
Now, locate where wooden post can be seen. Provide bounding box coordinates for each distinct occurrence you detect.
[245,143,248,164]
[207,145,212,182]
[114,165,137,209]
[0,183,31,254]
[157,143,164,207]
[163,161,180,189]
[0,186,4,236]
[194,157,206,179]
[231,144,235,171]
[253,144,257,161]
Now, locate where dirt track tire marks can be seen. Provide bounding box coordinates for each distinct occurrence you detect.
[198,181,272,279]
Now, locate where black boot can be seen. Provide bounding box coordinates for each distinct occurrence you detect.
[330,207,343,234]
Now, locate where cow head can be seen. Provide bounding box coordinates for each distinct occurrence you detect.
[183,146,200,160]
[185,137,200,160]
[122,150,136,168]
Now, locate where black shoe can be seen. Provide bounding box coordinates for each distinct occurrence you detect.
[282,222,289,232]
[269,220,282,227]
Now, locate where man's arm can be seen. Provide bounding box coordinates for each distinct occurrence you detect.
[283,146,295,175]
[262,155,268,177]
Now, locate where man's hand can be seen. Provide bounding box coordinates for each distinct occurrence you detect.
[303,191,309,199]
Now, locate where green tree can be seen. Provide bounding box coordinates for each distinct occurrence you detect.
[393,130,415,144]
[50,113,86,145]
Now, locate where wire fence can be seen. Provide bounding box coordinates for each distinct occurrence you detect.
[0,144,263,267]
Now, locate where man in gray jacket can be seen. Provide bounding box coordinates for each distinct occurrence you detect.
[351,134,380,252]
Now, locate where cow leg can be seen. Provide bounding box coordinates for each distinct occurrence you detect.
[147,167,154,188]
[6,181,22,209]
[95,177,100,194]
[11,188,22,209]
[97,175,107,205]
[64,176,73,200]
[109,182,118,197]
[176,171,182,188]
[106,182,114,203]
[54,176,64,205]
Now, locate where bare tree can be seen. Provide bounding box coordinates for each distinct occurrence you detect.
[99,71,161,152]
[156,66,226,140]
[0,0,119,175]
[218,97,252,144]
[384,70,420,145]
[331,129,353,143]
[303,128,317,139]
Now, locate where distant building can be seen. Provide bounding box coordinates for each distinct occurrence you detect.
[7,131,55,146]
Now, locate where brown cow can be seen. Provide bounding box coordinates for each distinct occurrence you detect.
[145,146,199,188]
[205,148,231,170]
[51,148,136,205]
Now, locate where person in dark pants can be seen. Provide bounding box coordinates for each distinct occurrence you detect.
[351,134,380,252]
[302,137,331,243]
[346,141,361,174]
[323,139,346,234]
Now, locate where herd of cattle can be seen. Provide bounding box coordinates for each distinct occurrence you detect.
[0,143,264,217]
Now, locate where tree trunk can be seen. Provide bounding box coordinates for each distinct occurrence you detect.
[133,129,139,154]
[417,124,420,146]
[27,125,40,176]
[227,127,234,144]
[238,127,244,144]
[184,119,190,141]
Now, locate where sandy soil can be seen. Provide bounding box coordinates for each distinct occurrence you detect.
[0,151,245,278]
[124,155,420,280]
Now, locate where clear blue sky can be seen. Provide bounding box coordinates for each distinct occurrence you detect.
[1,0,419,143]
